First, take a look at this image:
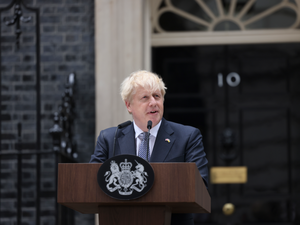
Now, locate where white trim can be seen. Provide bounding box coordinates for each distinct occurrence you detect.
[95,0,144,138]
[143,0,151,71]
[151,29,300,46]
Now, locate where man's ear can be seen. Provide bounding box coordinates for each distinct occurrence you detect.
[125,101,132,113]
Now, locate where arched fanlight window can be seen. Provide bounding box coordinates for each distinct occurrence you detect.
[150,0,300,45]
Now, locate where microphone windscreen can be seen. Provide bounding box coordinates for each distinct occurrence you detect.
[147,120,152,129]
[118,120,132,128]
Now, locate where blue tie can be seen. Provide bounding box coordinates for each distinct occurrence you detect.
[138,132,150,160]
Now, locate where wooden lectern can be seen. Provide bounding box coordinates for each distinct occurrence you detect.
[57,163,210,225]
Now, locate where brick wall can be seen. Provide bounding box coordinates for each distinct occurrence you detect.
[1,0,95,224]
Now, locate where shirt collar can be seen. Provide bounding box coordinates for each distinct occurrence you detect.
[133,120,162,138]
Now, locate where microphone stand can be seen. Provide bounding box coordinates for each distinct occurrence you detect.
[112,121,131,157]
[146,121,152,162]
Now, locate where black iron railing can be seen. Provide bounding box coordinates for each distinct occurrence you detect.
[0,72,77,225]
[0,0,78,223]
[0,0,41,154]
[0,150,76,225]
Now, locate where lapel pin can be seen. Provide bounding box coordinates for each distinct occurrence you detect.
[165,138,170,143]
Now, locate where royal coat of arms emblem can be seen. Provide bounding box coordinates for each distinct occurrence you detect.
[104,159,148,195]
[97,154,155,200]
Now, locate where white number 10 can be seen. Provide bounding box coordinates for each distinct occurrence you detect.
[218,72,241,87]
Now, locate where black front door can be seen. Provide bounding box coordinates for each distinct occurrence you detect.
[152,43,300,225]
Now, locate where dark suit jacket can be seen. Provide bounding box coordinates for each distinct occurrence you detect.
[90,118,209,225]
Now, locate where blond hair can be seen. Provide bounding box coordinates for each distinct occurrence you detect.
[120,70,166,103]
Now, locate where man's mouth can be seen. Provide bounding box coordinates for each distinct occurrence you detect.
[149,111,158,114]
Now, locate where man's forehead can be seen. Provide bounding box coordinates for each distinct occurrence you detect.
[135,86,160,94]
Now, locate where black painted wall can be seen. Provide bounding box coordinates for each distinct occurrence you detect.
[1,0,95,224]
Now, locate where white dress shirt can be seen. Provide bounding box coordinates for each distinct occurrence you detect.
[133,120,162,157]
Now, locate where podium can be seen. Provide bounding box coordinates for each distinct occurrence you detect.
[57,163,210,225]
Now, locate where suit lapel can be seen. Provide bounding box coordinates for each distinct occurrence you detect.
[150,119,175,162]
[117,124,136,155]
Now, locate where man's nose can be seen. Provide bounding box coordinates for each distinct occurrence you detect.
[149,96,156,106]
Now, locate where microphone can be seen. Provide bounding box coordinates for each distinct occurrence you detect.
[147,121,152,130]
[112,120,132,157]
[146,120,152,161]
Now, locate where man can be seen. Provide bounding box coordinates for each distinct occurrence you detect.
[90,70,208,225]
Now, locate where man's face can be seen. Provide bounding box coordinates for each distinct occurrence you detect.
[125,86,164,131]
